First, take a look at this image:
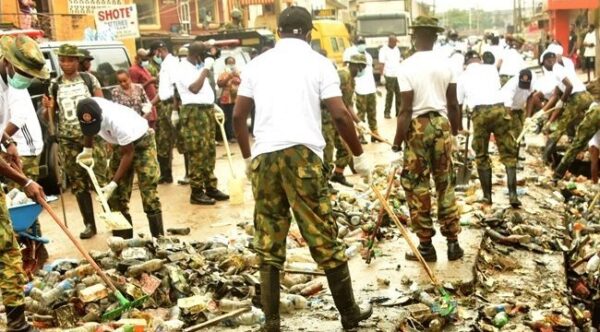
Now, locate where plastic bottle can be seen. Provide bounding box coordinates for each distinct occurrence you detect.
[218,299,252,312]
[586,253,600,273]
[201,247,228,260]
[41,279,74,306]
[300,281,323,296]
[233,307,265,326]
[64,264,95,279]
[107,237,151,252]
[493,311,509,328]
[126,259,164,277]
[345,242,363,258]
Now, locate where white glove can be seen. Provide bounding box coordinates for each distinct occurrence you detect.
[171,111,180,127]
[100,181,118,200]
[555,100,564,110]
[204,57,215,71]
[76,148,94,167]
[353,153,373,184]
[141,103,152,115]
[357,122,370,134]
[244,157,252,179]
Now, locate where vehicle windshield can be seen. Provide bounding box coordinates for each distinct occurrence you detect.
[358,17,408,36]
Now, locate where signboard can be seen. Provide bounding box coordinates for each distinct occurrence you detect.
[313,9,337,19]
[68,0,124,15]
[94,4,140,39]
[548,0,599,10]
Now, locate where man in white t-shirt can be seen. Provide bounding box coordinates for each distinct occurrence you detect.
[584,24,597,83]
[458,50,520,207]
[393,16,463,262]
[76,97,164,239]
[232,7,373,331]
[589,130,600,183]
[498,36,526,86]
[546,43,576,76]
[540,51,594,165]
[501,69,536,146]
[378,35,402,118]
[351,39,381,143]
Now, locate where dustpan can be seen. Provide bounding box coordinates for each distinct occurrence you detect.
[78,160,132,230]
[214,105,244,205]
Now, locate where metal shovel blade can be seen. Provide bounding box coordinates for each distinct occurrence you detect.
[98,211,132,230]
[456,165,471,186]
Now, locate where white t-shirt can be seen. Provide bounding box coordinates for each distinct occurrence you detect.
[342,45,357,63]
[545,63,586,95]
[449,52,465,80]
[378,45,402,77]
[92,97,148,146]
[158,53,179,101]
[483,45,503,65]
[501,74,536,110]
[589,130,600,148]
[533,75,558,100]
[561,57,577,77]
[584,31,596,58]
[238,38,341,160]
[499,48,525,77]
[354,52,377,95]
[175,59,215,105]
[397,50,455,119]
[8,86,43,156]
[457,63,503,110]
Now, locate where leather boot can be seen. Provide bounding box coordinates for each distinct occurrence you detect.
[330,172,353,187]
[147,213,165,238]
[76,192,96,239]
[477,168,493,204]
[506,167,521,208]
[112,212,133,239]
[6,305,37,332]
[542,138,558,166]
[190,188,216,205]
[260,265,281,332]
[158,156,173,184]
[178,154,190,185]
[405,241,437,262]
[205,187,230,201]
[325,263,372,329]
[447,239,464,261]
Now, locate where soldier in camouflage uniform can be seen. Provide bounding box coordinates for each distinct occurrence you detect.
[175,46,190,185]
[353,40,382,144]
[0,34,50,332]
[553,102,600,179]
[458,51,520,207]
[221,8,244,31]
[76,97,164,239]
[233,7,373,331]
[394,16,464,262]
[41,44,108,240]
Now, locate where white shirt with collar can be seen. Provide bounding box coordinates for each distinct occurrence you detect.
[237,38,342,160]
[175,58,215,105]
[544,63,586,95]
[378,45,402,77]
[501,74,536,110]
[584,30,597,57]
[397,50,455,119]
[499,48,525,77]
[92,97,148,146]
[457,63,504,110]
[353,52,377,95]
[158,53,179,101]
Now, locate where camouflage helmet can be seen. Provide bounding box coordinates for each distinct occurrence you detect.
[0,35,49,79]
[410,16,445,33]
[349,53,367,65]
[231,8,242,19]
[178,46,189,57]
[56,43,83,58]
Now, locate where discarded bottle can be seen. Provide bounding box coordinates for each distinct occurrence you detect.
[201,247,228,260]
[233,307,265,326]
[483,304,512,319]
[64,264,95,279]
[81,303,101,322]
[107,236,151,252]
[586,253,600,273]
[42,279,74,306]
[127,259,164,277]
[81,275,103,287]
[281,274,311,288]
[345,242,363,258]
[24,297,51,315]
[300,281,323,296]
[167,227,191,235]
[166,265,189,294]
[28,288,44,303]
[493,311,509,328]
[218,299,252,312]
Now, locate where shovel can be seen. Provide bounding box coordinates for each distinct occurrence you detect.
[214,105,244,205]
[456,110,472,186]
[39,200,147,320]
[516,106,558,144]
[372,186,457,317]
[78,160,132,231]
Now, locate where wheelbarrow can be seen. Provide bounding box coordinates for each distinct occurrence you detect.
[10,196,57,277]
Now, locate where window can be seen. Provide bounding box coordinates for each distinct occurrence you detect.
[86,48,131,90]
[337,37,345,50]
[330,37,339,52]
[196,0,219,26]
[137,0,159,26]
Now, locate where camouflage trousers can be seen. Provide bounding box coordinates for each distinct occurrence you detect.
[356,93,378,132]
[59,137,108,196]
[508,108,525,140]
[384,75,401,116]
[5,155,40,191]
[549,91,594,143]
[500,75,512,87]
[400,112,461,241]
[0,191,27,307]
[250,145,347,270]
[471,104,518,170]
[108,131,161,215]
[179,104,218,190]
[556,104,600,172]
[156,100,175,159]
[321,113,351,174]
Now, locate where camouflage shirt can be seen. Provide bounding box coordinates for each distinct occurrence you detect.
[146,61,160,80]
[338,67,355,108]
[50,73,101,138]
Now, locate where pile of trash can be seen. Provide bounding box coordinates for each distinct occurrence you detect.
[5,188,35,207]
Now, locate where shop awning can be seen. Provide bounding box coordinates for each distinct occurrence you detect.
[548,0,599,10]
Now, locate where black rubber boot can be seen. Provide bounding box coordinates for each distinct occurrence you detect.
[260,265,281,332]
[76,192,96,239]
[553,162,568,180]
[447,239,464,261]
[158,156,173,184]
[147,213,165,238]
[542,139,558,166]
[359,136,368,144]
[190,188,216,205]
[6,305,37,332]
[477,168,493,204]
[112,212,133,239]
[327,182,339,195]
[325,263,372,330]
[506,167,522,208]
[178,154,190,185]
[206,188,230,201]
[405,242,437,262]
[330,172,353,187]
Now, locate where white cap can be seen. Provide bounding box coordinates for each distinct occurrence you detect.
[547,43,564,56]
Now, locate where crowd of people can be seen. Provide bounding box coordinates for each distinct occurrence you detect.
[0,5,599,331]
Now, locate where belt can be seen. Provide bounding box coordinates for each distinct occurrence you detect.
[185,103,213,110]
[473,103,503,112]
[416,111,442,119]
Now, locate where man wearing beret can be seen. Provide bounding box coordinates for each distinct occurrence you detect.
[0,34,49,332]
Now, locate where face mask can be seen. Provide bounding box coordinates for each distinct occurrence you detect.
[357,45,367,53]
[196,63,203,70]
[153,56,163,65]
[141,61,149,68]
[7,71,32,89]
[356,68,366,78]
[226,64,236,72]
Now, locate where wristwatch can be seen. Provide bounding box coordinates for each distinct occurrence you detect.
[2,138,16,148]
[391,144,401,152]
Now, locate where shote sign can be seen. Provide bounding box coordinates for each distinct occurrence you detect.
[94,4,140,39]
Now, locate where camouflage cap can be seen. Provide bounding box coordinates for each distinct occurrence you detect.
[231,8,242,18]
[0,35,49,80]
[56,43,83,58]
[410,16,445,33]
[349,53,367,65]
[178,46,189,57]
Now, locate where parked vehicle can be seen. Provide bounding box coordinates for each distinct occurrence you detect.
[310,20,351,68]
